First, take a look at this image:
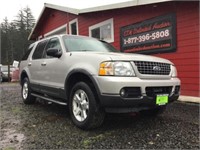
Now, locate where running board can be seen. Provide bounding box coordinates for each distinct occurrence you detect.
[31,93,67,105]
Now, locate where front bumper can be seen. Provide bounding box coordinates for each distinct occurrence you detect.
[100,93,179,113]
[94,76,180,113]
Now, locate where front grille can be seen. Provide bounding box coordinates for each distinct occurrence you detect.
[146,86,172,97]
[134,61,171,75]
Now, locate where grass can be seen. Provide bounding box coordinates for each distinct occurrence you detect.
[82,133,111,148]
[3,147,15,150]
[12,107,22,114]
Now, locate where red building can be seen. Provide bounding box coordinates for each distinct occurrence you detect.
[29,0,199,97]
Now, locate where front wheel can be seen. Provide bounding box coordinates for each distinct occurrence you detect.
[21,77,36,104]
[69,82,105,130]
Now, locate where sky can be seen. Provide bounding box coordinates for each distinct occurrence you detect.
[0,0,130,23]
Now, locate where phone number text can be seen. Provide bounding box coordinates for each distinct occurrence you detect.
[124,29,170,45]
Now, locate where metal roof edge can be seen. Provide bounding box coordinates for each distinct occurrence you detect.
[44,3,80,15]
[80,0,172,14]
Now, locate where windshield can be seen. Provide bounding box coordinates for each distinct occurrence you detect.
[62,35,118,52]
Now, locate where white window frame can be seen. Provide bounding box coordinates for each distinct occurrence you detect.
[69,18,79,35]
[44,24,67,37]
[89,18,114,43]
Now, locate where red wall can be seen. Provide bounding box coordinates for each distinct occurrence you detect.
[80,2,199,97]
[37,9,77,36]
[38,1,199,96]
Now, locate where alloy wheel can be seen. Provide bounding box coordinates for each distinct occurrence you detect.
[72,89,89,122]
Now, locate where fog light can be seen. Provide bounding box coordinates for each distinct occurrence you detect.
[120,87,142,98]
[120,88,126,97]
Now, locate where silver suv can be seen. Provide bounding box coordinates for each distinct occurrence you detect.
[20,34,180,129]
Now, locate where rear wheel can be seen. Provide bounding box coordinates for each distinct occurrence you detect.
[69,82,105,130]
[21,77,36,104]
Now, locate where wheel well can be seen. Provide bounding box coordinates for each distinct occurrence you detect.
[20,71,28,85]
[66,73,99,101]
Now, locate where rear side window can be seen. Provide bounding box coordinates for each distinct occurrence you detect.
[32,40,48,59]
[21,49,31,61]
[21,44,35,61]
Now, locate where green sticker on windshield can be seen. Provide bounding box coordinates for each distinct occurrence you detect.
[156,95,168,105]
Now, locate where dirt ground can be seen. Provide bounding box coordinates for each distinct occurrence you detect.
[0,83,199,149]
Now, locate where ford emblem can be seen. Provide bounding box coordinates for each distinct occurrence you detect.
[153,66,161,71]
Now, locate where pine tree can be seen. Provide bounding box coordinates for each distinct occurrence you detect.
[1,17,11,64]
[0,6,35,64]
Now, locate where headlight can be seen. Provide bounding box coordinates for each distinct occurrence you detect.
[171,65,177,77]
[99,61,135,76]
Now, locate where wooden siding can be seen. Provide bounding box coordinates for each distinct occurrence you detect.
[37,1,199,96]
[37,9,78,36]
[79,2,199,96]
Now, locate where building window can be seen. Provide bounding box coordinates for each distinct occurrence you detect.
[89,18,114,43]
[44,24,67,37]
[69,19,78,35]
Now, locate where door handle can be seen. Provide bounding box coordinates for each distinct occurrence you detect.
[28,63,32,66]
[41,62,47,66]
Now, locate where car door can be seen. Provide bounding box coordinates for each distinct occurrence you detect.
[39,37,65,98]
[28,40,48,87]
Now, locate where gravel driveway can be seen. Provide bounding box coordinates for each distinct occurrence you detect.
[0,83,199,149]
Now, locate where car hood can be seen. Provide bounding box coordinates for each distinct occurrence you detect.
[87,52,173,64]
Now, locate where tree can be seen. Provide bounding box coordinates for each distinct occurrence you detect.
[23,6,35,32]
[0,6,35,64]
[1,17,11,64]
[23,6,35,55]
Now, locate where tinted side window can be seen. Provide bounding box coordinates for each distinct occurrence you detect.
[43,38,61,58]
[46,38,61,50]
[32,40,48,59]
[21,47,33,60]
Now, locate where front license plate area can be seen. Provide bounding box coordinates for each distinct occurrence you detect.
[156,95,168,105]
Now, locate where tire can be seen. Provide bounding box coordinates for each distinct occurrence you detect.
[21,77,36,104]
[69,82,105,130]
[140,106,166,117]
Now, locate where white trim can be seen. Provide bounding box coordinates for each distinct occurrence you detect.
[178,96,200,103]
[29,0,172,40]
[44,0,172,15]
[38,35,43,40]
[89,18,114,43]
[44,24,67,37]
[45,3,79,15]
[80,0,172,13]
[69,18,79,35]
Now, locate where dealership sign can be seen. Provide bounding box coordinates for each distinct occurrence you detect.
[120,13,177,54]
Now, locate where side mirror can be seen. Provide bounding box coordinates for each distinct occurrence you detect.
[46,48,62,58]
